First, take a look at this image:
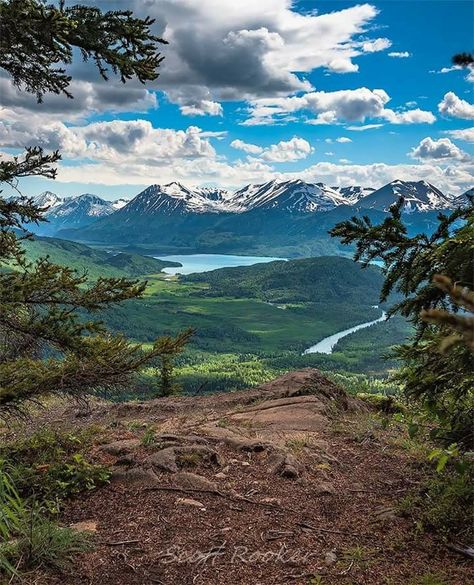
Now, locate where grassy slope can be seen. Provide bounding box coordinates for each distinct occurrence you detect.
[20,236,179,279]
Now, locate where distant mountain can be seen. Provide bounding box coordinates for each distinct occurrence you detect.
[30,178,471,249]
[452,187,474,208]
[25,192,117,235]
[34,191,63,209]
[117,182,225,216]
[229,179,346,212]
[334,186,375,204]
[356,180,452,212]
[112,198,129,210]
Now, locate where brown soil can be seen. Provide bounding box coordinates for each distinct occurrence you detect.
[9,369,472,585]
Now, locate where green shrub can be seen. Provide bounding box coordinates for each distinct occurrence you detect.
[356,392,404,414]
[0,429,110,513]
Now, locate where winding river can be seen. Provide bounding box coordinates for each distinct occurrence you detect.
[303,310,387,355]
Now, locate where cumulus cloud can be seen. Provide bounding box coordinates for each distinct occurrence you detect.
[0,74,158,121]
[0,118,217,163]
[231,136,313,162]
[410,137,470,161]
[180,100,223,116]
[388,51,411,58]
[443,128,474,143]
[335,137,352,143]
[438,92,474,120]
[230,139,263,155]
[244,87,435,125]
[362,38,392,53]
[123,0,392,113]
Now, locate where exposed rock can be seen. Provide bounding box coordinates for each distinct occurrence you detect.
[147,447,179,473]
[214,472,227,479]
[100,439,141,456]
[174,472,218,492]
[146,445,220,473]
[110,467,158,485]
[270,452,303,479]
[314,481,335,495]
[175,445,221,466]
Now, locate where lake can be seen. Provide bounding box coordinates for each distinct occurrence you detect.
[154,253,287,275]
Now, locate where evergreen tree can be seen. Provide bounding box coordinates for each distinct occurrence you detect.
[0,0,166,101]
[0,0,192,414]
[330,200,474,447]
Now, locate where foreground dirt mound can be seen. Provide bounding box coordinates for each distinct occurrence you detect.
[13,370,470,585]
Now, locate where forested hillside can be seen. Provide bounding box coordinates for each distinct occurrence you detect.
[185,256,384,304]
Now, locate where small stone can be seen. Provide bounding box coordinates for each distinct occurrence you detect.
[70,520,97,533]
[261,497,281,506]
[325,551,337,565]
[175,498,205,509]
[215,472,227,479]
[229,459,239,464]
[241,461,251,467]
[315,481,335,495]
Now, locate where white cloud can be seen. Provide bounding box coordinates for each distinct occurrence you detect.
[381,108,436,124]
[346,123,384,131]
[244,87,435,125]
[388,51,411,58]
[410,137,470,161]
[362,38,391,53]
[443,128,474,143]
[130,1,390,113]
[231,136,313,162]
[230,139,263,154]
[180,100,223,116]
[0,119,218,163]
[438,92,474,120]
[338,158,352,164]
[259,137,313,162]
[431,65,474,83]
[335,137,352,143]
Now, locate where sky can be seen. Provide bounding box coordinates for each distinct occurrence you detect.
[1,0,473,200]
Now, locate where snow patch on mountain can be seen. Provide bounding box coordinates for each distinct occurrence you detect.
[356,180,453,212]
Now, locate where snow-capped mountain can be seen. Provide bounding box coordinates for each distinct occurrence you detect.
[356,180,453,213]
[112,198,129,210]
[118,182,226,216]
[333,186,375,204]
[229,179,346,212]
[451,188,474,208]
[45,194,115,231]
[33,191,63,209]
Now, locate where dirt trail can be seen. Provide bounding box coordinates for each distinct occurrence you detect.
[16,369,471,585]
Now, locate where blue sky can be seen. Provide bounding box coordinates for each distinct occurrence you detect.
[1,0,473,199]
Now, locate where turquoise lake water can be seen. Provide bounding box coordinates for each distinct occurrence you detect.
[154,253,287,275]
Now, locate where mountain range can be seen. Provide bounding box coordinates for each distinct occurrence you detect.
[23,179,471,254]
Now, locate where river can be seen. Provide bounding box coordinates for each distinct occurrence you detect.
[303,310,387,355]
[154,253,286,275]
